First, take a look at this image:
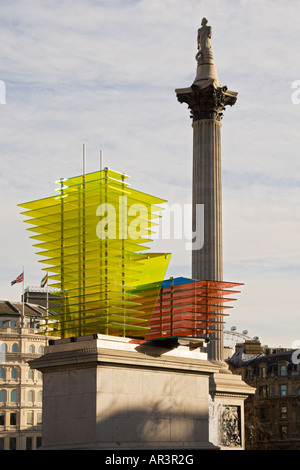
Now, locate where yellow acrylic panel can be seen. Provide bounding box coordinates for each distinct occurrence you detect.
[18,168,171,338]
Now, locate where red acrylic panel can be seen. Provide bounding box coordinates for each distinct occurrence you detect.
[145,279,243,340]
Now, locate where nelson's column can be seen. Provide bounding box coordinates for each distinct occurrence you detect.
[175,19,238,364]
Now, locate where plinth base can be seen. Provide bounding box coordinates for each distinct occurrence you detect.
[30,335,221,450]
[209,372,255,449]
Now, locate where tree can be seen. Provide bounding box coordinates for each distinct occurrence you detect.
[244,395,272,450]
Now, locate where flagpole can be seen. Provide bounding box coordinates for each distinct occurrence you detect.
[46,283,49,313]
[100,149,103,171]
[46,279,48,333]
[22,267,25,328]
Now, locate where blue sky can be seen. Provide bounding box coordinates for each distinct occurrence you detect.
[0,0,300,347]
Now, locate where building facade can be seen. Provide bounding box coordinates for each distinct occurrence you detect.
[0,300,48,450]
[228,341,300,449]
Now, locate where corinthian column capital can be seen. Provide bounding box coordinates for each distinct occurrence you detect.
[175,84,238,122]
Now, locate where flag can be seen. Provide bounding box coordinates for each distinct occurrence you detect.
[11,272,24,286]
[41,272,48,287]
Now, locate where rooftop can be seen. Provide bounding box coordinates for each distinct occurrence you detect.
[0,300,46,317]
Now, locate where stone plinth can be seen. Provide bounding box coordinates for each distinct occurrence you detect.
[209,372,255,450]
[30,334,220,450]
[194,65,220,87]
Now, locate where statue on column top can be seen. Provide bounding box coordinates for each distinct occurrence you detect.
[196,18,214,65]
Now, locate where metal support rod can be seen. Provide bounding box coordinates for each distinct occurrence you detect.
[100,150,103,171]
[83,143,86,175]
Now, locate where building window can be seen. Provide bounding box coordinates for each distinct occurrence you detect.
[9,437,16,450]
[38,371,43,380]
[280,425,288,440]
[9,321,16,328]
[26,437,32,450]
[260,407,268,421]
[11,343,18,353]
[28,368,34,380]
[28,345,35,353]
[36,436,42,448]
[0,343,7,353]
[38,345,44,354]
[10,389,17,402]
[10,413,16,426]
[280,384,287,396]
[27,390,34,402]
[27,411,33,426]
[280,406,288,420]
[37,390,42,402]
[297,404,300,421]
[11,368,17,380]
[0,438,4,450]
[280,365,287,377]
[0,413,5,426]
[0,368,6,380]
[0,390,6,402]
[260,386,268,398]
[260,366,266,378]
[37,412,42,425]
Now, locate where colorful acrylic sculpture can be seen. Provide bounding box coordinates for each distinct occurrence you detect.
[18,169,171,338]
[144,277,243,341]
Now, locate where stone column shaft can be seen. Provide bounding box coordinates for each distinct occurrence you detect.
[192,119,223,282]
[176,84,237,362]
[192,119,223,362]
